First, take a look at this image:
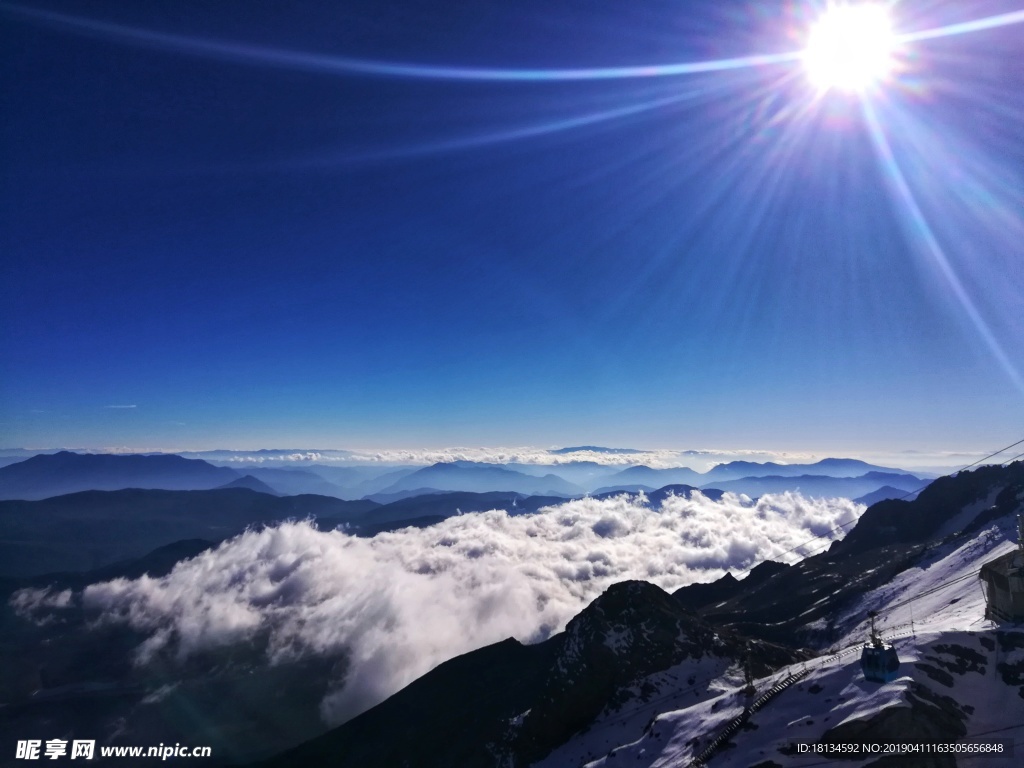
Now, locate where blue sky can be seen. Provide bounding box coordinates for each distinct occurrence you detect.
[2,0,1022,456]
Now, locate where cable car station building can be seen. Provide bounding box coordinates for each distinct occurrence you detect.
[979,516,1024,624]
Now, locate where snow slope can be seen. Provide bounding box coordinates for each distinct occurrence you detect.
[539,504,1024,768]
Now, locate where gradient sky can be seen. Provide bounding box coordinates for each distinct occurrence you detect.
[2,0,1023,455]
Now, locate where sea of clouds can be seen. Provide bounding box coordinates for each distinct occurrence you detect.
[197,446,818,470]
[35,491,861,724]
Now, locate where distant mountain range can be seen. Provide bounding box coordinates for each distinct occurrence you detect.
[702,457,920,481]
[0,452,930,506]
[602,465,703,486]
[374,461,584,497]
[217,474,280,495]
[549,445,645,454]
[853,484,920,506]
[240,467,349,497]
[351,491,563,529]
[0,488,377,577]
[0,451,933,591]
[0,452,410,501]
[0,451,239,500]
[703,471,924,499]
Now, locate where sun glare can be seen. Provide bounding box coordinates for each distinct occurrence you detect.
[804,4,895,92]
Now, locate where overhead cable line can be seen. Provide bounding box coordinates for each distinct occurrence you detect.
[730,435,1024,579]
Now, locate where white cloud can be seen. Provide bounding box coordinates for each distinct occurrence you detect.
[76,492,861,724]
[10,586,74,625]
[311,446,821,471]
[220,451,324,463]
[103,404,137,409]
[180,446,823,469]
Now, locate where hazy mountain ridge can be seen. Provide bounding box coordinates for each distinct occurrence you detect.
[853,484,920,506]
[374,461,585,497]
[701,457,918,481]
[703,471,924,500]
[0,489,378,578]
[0,451,930,503]
[217,475,280,495]
[550,446,646,455]
[0,451,241,500]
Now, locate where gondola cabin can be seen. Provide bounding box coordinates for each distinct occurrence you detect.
[860,611,900,683]
[979,515,1024,623]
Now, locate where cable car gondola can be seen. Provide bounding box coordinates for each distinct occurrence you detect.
[860,610,899,683]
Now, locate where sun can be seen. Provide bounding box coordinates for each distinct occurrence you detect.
[804,4,895,92]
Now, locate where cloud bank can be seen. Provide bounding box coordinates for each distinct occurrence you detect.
[201,446,820,470]
[73,492,860,723]
[342,447,804,470]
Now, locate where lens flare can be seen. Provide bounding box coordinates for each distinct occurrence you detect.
[804,4,895,92]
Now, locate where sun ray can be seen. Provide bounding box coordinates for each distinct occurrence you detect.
[898,9,1024,43]
[4,1,1023,86]
[0,2,800,82]
[861,99,1024,395]
[283,90,709,169]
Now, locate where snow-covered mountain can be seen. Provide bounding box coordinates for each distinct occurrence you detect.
[261,580,804,768]
[567,509,1023,768]
[259,461,1024,768]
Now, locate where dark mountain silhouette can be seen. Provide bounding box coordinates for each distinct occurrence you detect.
[363,487,445,504]
[217,475,280,495]
[834,463,1022,557]
[0,488,377,577]
[376,461,582,496]
[645,484,726,504]
[242,467,350,498]
[590,484,657,496]
[0,539,215,598]
[0,451,241,500]
[342,467,420,497]
[854,484,919,506]
[301,464,375,487]
[701,457,915,482]
[599,464,703,487]
[586,459,922,493]
[702,471,924,499]
[356,491,563,527]
[506,461,612,487]
[550,446,644,454]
